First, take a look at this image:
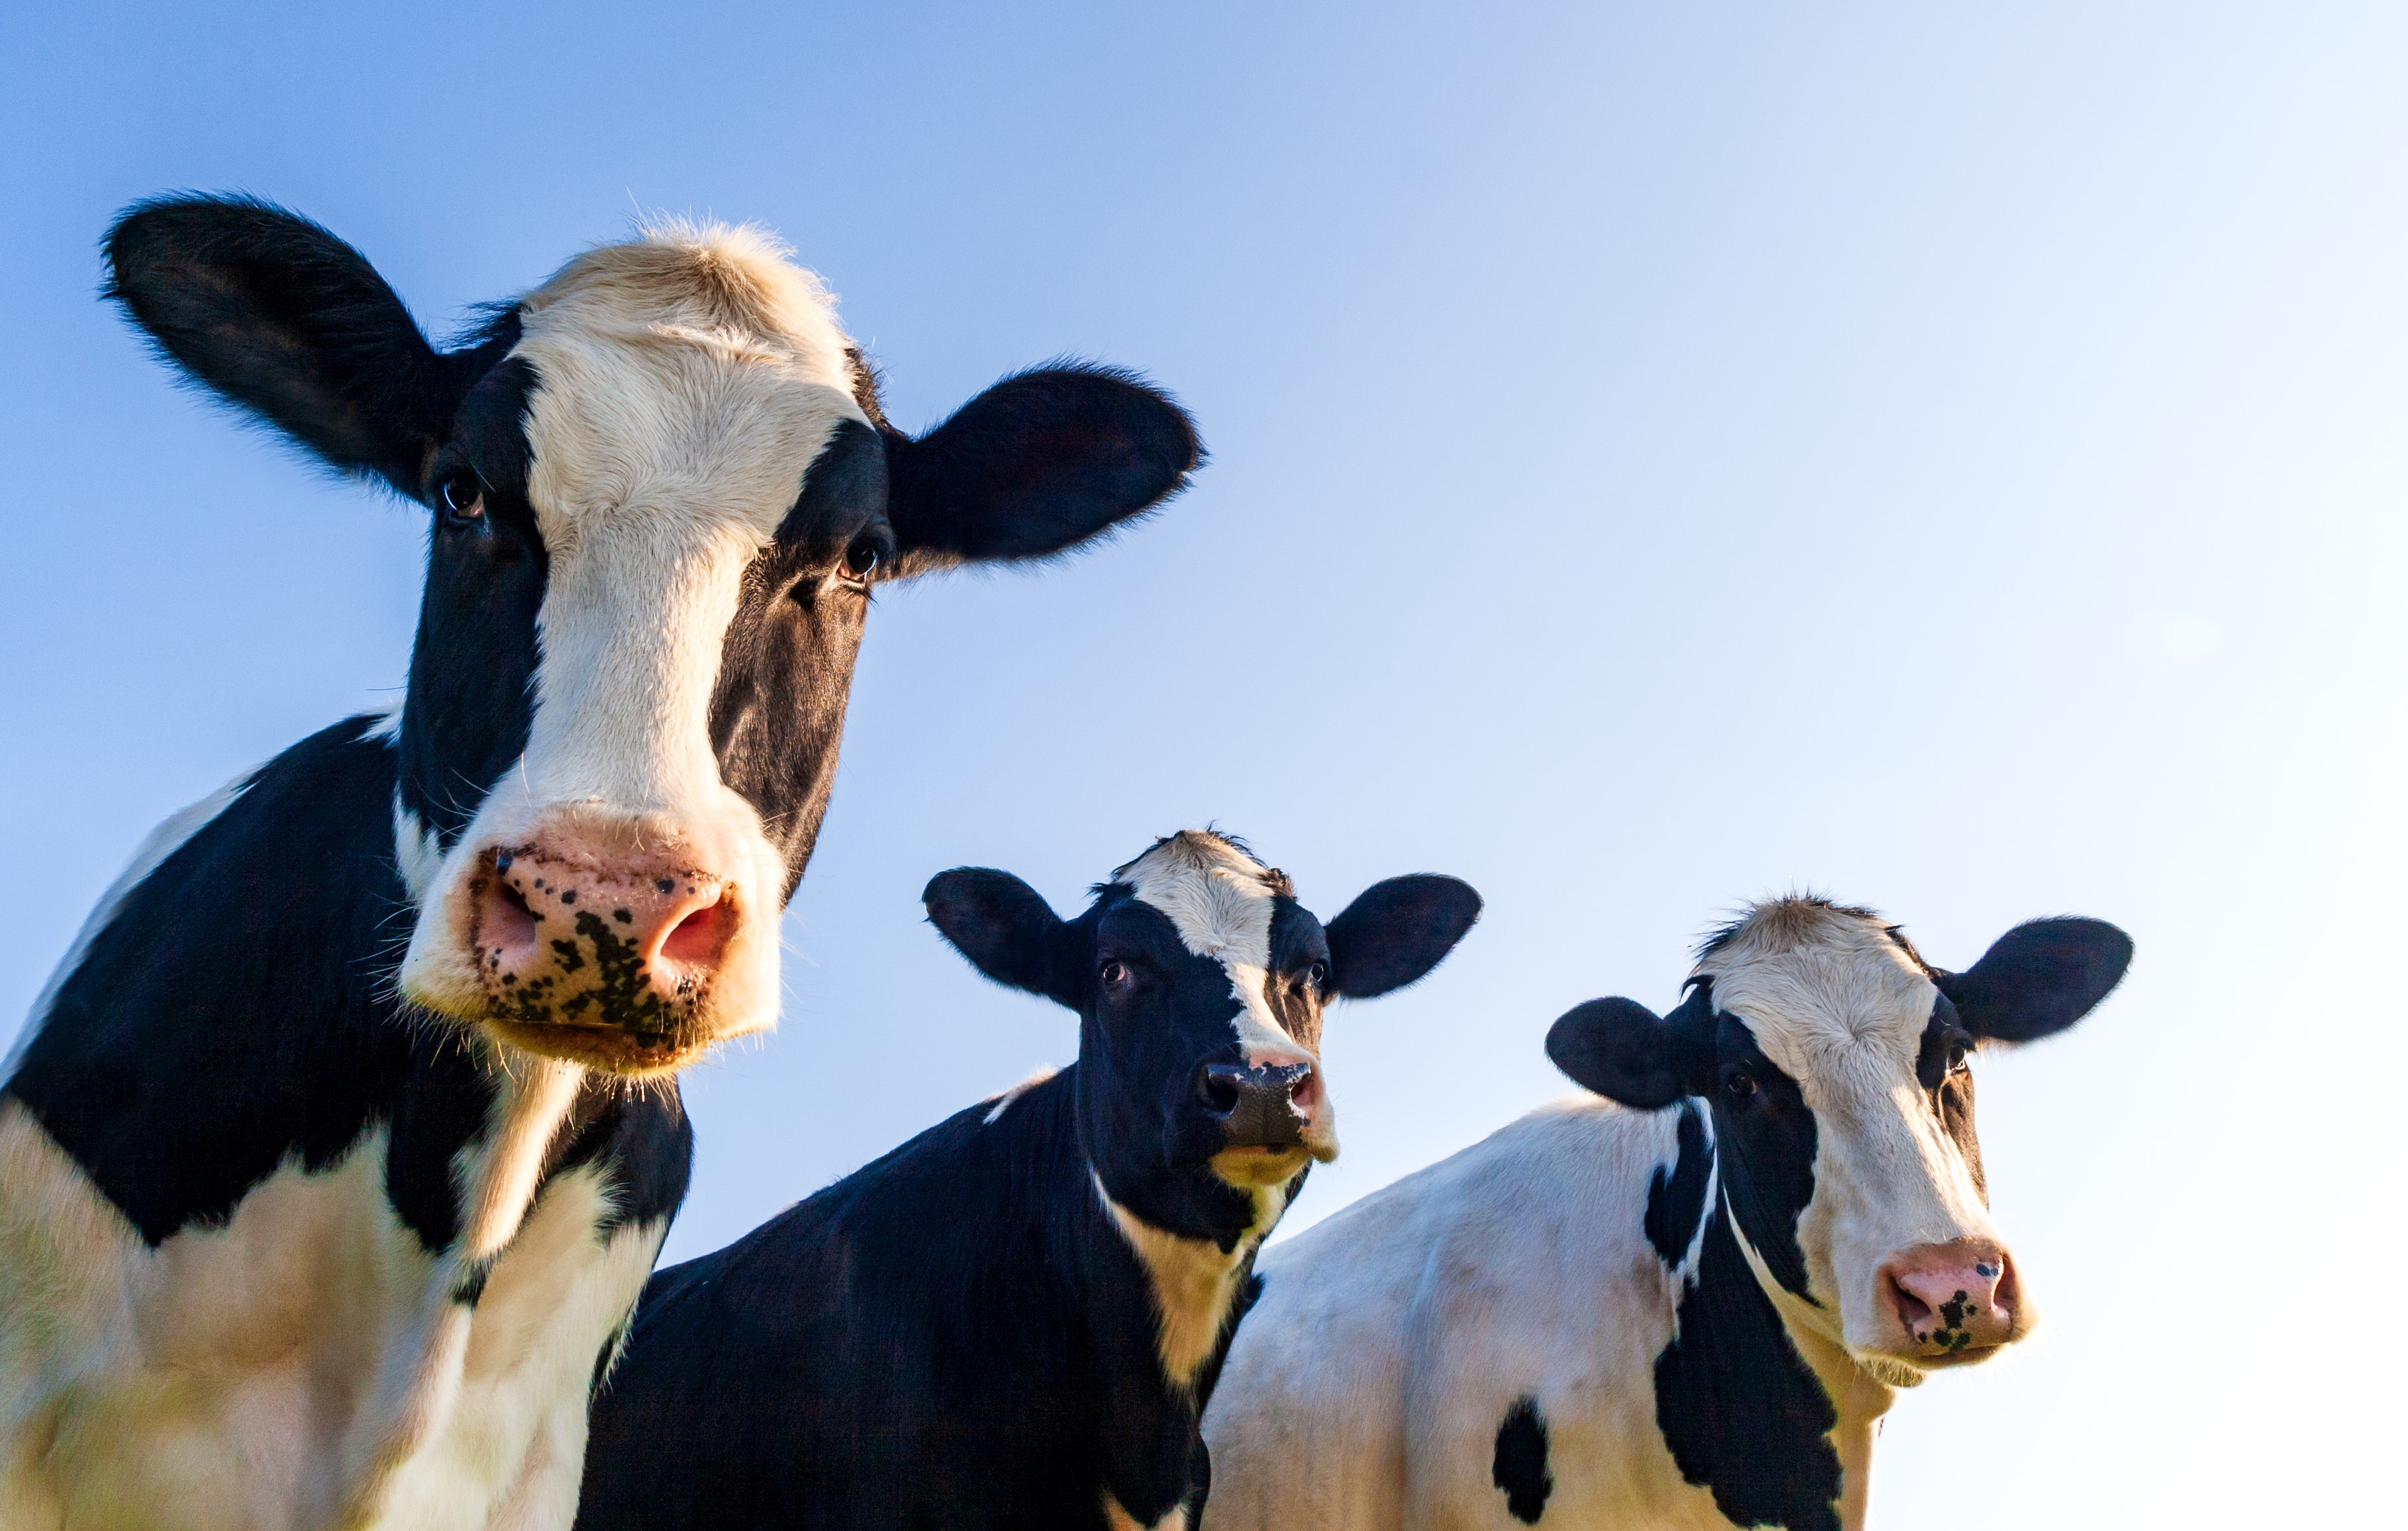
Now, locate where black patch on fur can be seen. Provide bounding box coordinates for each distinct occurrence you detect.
[1492,1396,1554,1524]
[396,355,546,844]
[5,720,493,1250]
[578,1072,1246,1531]
[1706,1016,1820,1304]
[1644,1099,1712,1267]
[1654,1207,1843,1530]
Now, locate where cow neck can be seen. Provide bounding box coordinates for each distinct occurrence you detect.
[1072,1068,1294,1397]
[989,1065,1232,1528]
[1711,1139,1897,1531]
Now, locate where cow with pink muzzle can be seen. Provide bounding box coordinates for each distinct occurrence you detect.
[1203,895,2131,1531]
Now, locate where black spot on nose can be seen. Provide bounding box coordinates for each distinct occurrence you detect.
[614,909,633,924]
[559,889,575,904]
[1493,1395,1553,1524]
[655,877,675,895]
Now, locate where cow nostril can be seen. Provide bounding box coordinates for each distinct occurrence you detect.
[1198,1064,1244,1116]
[485,876,539,951]
[660,897,727,966]
[1883,1267,1935,1338]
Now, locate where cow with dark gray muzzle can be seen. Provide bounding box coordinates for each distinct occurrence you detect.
[574,830,1482,1531]
[0,195,1198,1531]
[1202,895,2131,1531]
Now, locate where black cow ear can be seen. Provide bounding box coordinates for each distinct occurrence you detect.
[883,364,1201,576]
[1322,875,1481,999]
[105,194,467,496]
[1547,989,1714,1110]
[1935,917,2133,1044]
[923,869,1082,1009]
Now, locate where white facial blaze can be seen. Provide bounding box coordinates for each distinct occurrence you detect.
[1115,832,1311,1069]
[396,223,871,1050]
[1699,902,2002,1366]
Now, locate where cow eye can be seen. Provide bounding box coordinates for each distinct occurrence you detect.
[1307,960,1328,987]
[1724,1070,1756,1099]
[437,471,486,529]
[1948,1040,1970,1073]
[1099,960,1130,987]
[839,533,888,583]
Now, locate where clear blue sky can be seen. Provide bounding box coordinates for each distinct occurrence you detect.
[4,3,2399,1523]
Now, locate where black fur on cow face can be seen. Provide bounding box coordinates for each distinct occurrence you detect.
[925,832,1480,1248]
[104,194,1201,1071]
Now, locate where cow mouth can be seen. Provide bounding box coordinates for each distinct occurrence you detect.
[482,1018,716,1077]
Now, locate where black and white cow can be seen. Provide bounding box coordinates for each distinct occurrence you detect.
[1203,896,2131,1531]
[573,830,1482,1530]
[0,196,1198,1531]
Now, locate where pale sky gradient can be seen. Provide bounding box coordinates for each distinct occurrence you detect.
[4,5,2401,1524]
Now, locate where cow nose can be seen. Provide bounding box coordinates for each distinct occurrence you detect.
[1877,1240,2021,1357]
[1195,1061,1315,1149]
[474,841,733,1029]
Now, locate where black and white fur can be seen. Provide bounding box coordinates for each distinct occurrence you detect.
[0,196,1198,1531]
[1202,897,2130,1531]
[573,832,1481,1531]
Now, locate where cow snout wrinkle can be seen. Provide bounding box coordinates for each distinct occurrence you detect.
[1877,1240,2019,1358]
[1197,1061,1313,1149]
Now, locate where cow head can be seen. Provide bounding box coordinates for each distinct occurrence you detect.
[1547,898,2130,1385]
[923,831,1481,1240]
[105,195,1199,1077]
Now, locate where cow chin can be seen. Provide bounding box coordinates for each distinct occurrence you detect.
[1211,1145,1315,1188]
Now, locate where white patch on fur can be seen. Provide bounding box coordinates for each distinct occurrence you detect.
[0,1064,657,1531]
[1696,900,2007,1366]
[1104,1491,1189,1531]
[392,794,447,905]
[364,694,408,743]
[983,1064,1060,1125]
[1116,832,1332,1153]
[1097,1171,1286,1389]
[13,765,252,1063]
[397,223,869,1047]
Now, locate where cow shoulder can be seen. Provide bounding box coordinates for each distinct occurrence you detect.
[7,716,492,1253]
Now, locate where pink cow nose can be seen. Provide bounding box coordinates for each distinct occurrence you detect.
[1877,1240,2020,1357]
[474,838,733,1036]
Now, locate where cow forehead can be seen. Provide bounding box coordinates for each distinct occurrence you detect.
[511,223,868,552]
[1696,901,1935,1089]
[1114,832,1283,969]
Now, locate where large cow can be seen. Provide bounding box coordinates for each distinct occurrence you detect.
[0,196,1198,1531]
[574,830,1482,1531]
[1203,896,2131,1531]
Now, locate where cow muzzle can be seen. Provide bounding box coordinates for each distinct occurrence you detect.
[1199,1058,1332,1185]
[399,810,780,1075]
[1870,1238,2026,1364]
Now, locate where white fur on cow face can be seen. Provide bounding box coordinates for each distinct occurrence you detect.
[398,224,868,1059]
[1115,832,1335,1161]
[1698,903,2009,1379]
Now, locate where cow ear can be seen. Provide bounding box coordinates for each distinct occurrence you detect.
[1935,917,2133,1044]
[923,869,1083,1010]
[1547,989,1715,1110]
[1321,875,1482,1000]
[883,364,1201,576]
[105,194,467,497]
